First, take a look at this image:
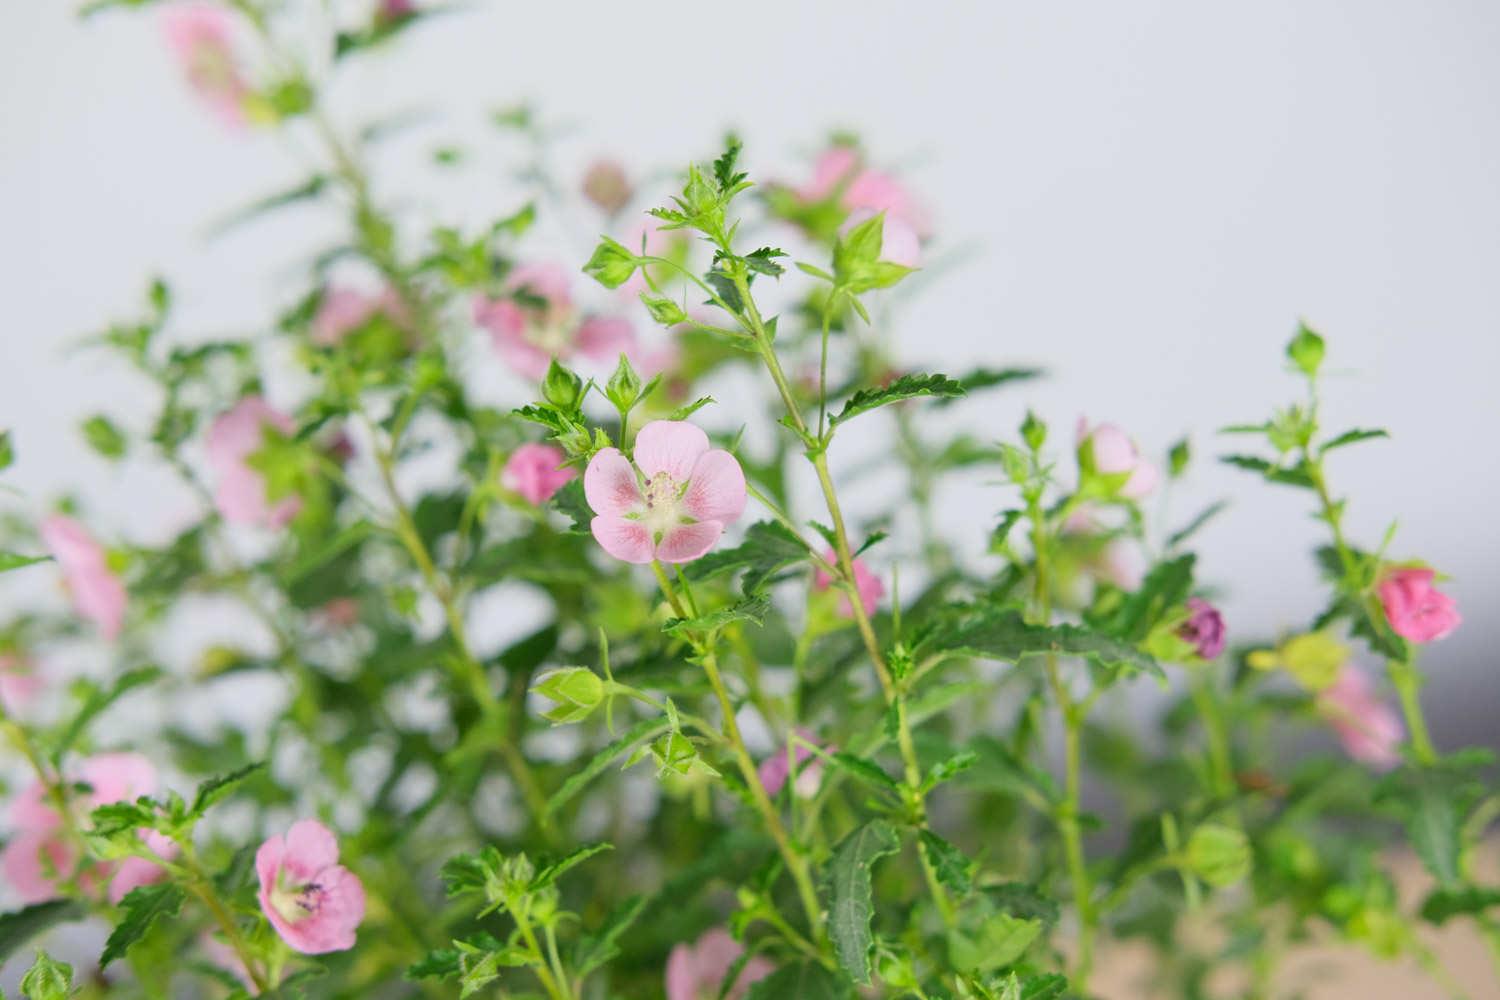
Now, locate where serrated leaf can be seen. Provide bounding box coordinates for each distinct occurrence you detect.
[549,478,593,535]
[685,521,809,595]
[662,595,770,637]
[919,607,1162,680]
[101,883,183,967]
[53,668,162,763]
[921,751,979,794]
[1320,428,1389,455]
[1420,886,1500,925]
[934,367,1043,407]
[746,961,851,999]
[0,901,85,965]
[823,820,900,983]
[825,751,901,797]
[533,843,612,888]
[189,762,265,818]
[544,717,668,820]
[832,373,965,425]
[919,830,974,895]
[948,911,1041,974]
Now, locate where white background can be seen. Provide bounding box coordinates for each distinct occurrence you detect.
[2,0,1497,747]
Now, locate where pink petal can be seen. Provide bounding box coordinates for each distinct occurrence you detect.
[255,835,285,896]
[664,944,697,1000]
[591,516,655,564]
[574,316,636,362]
[584,449,644,517]
[681,450,746,525]
[2,833,72,904]
[655,521,724,564]
[633,421,710,481]
[40,515,105,570]
[81,753,157,806]
[503,444,575,506]
[280,865,365,954]
[506,262,573,310]
[281,819,340,881]
[206,397,294,469]
[475,297,554,380]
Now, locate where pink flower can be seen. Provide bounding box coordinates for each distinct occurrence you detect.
[758,730,826,799]
[309,286,411,347]
[583,421,746,564]
[803,147,929,236]
[503,443,576,506]
[665,928,773,1000]
[582,159,632,215]
[41,515,126,641]
[1317,665,1404,769]
[1177,597,1226,659]
[256,820,366,954]
[813,549,885,618]
[1077,418,1159,499]
[1377,567,1461,644]
[2,753,174,904]
[162,4,251,127]
[474,264,635,380]
[0,654,42,716]
[206,397,302,528]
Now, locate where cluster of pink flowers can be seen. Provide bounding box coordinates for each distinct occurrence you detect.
[42,515,127,641]
[475,264,635,380]
[255,819,365,954]
[583,421,746,564]
[2,753,175,904]
[665,928,772,1000]
[206,396,302,528]
[162,4,253,127]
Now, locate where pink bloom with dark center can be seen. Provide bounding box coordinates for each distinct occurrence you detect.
[583,421,746,564]
[162,4,251,127]
[256,820,366,954]
[1077,418,1159,499]
[474,263,635,380]
[41,515,126,641]
[2,753,175,904]
[1317,665,1405,770]
[758,730,826,799]
[0,654,42,716]
[206,397,302,528]
[1177,597,1226,659]
[502,443,575,506]
[803,147,929,236]
[665,928,773,1000]
[813,549,885,618]
[1377,567,1461,643]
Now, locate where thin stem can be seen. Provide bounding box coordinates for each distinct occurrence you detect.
[511,904,570,1000]
[1189,672,1235,798]
[1390,658,1438,765]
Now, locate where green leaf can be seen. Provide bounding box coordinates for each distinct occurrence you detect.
[544,717,668,820]
[189,762,265,818]
[53,668,162,763]
[1219,454,1315,489]
[921,751,979,793]
[1408,782,1462,886]
[919,830,974,895]
[1420,886,1500,925]
[0,429,12,470]
[934,367,1043,407]
[281,520,374,584]
[1320,428,1389,455]
[533,843,612,888]
[662,595,770,637]
[1167,500,1228,549]
[101,883,183,967]
[832,373,965,426]
[0,552,50,574]
[207,175,328,236]
[1184,824,1251,888]
[746,960,851,999]
[18,950,72,1000]
[574,894,647,977]
[999,972,1069,1000]
[1096,554,1195,643]
[948,911,1041,974]
[825,751,901,797]
[743,247,788,277]
[919,606,1163,681]
[549,479,593,535]
[0,902,85,965]
[686,521,809,595]
[79,416,126,460]
[823,820,900,983]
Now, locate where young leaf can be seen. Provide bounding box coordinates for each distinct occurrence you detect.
[662,595,770,637]
[53,668,163,763]
[0,553,50,574]
[189,762,266,818]
[832,373,965,426]
[823,820,900,983]
[533,843,612,888]
[544,718,669,820]
[19,951,73,1000]
[919,607,1163,680]
[919,830,974,895]
[1319,428,1389,455]
[101,883,184,967]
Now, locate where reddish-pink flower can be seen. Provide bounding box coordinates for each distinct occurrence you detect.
[474,263,635,380]
[503,443,576,506]
[41,515,126,641]
[813,549,885,618]
[256,820,366,954]
[310,286,410,347]
[1377,567,1461,644]
[584,421,746,564]
[1077,418,1159,499]
[206,397,302,528]
[2,753,174,904]
[162,4,251,127]
[803,147,929,236]
[1317,665,1404,769]
[759,730,826,799]
[665,928,773,1000]
[0,654,42,716]
[1177,598,1227,659]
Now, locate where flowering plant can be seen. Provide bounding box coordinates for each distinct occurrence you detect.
[0,3,1493,999]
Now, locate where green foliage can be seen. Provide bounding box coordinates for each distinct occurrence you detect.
[831,372,965,426]
[822,820,900,983]
[18,951,73,1000]
[100,884,184,967]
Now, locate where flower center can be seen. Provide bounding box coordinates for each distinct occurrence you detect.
[270,873,325,926]
[641,471,686,536]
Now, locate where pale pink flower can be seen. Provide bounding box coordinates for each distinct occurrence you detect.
[41,515,126,641]
[584,421,745,564]
[665,928,773,1000]
[1095,538,1146,591]
[803,147,929,236]
[1377,567,1461,644]
[842,208,921,268]
[162,4,251,127]
[474,263,635,380]
[0,654,42,716]
[1077,418,1159,499]
[813,549,884,618]
[310,286,411,346]
[2,753,174,904]
[206,397,302,528]
[256,820,366,954]
[759,730,826,799]
[502,443,575,506]
[1317,665,1405,769]
[582,159,632,215]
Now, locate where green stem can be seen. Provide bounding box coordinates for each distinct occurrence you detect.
[511,904,570,1000]
[1189,672,1235,798]
[1389,657,1438,765]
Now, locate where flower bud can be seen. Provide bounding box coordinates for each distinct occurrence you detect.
[582,237,641,290]
[640,294,689,327]
[542,359,584,412]
[1185,823,1251,888]
[534,668,605,724]
[605,354,643,414]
